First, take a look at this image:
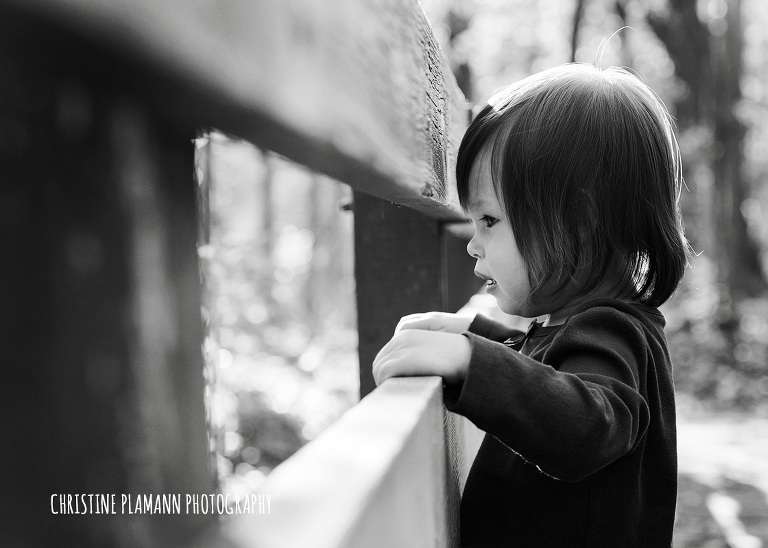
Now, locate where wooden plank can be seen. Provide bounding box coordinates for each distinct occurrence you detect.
[204,377,458,548]
[5,0,470,220]
[0,17,215,546]
[354,193,482,397]
[354,193,444,397]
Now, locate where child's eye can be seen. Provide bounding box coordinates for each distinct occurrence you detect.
[479,215,498,228]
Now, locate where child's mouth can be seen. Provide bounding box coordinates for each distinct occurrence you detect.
[475,271,497,289]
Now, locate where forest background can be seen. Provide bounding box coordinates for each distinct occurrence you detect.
[198,0,768,544]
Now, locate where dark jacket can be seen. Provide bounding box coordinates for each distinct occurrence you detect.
[445,299,677,547]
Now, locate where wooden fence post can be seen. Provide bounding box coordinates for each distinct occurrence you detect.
[0,12,215,547]
[354,193,479,398]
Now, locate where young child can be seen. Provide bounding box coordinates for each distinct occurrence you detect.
[373,63,690,547]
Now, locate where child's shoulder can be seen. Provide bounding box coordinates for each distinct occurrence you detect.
[569,298,663,323]
[530,299,669,371]
[555,298,666,344]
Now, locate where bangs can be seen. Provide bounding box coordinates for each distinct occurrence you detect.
[456,104,502,210]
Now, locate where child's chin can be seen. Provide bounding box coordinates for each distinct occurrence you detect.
[496,299,528,318]
[494,299,516,315]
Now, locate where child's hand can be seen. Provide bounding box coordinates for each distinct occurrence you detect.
[395,311,473,334]
[372,329,471,386]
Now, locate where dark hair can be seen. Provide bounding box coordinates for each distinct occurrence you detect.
[457,63,690,308]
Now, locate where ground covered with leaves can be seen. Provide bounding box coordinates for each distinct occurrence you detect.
[675,415,768,547]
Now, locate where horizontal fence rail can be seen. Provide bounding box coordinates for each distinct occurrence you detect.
[199,377,483,548]
[8,0,470,220]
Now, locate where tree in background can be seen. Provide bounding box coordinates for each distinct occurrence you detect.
[640,0,767,324]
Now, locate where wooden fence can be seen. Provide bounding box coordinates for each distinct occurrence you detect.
[1,1,483,546]
[202,376,484,548]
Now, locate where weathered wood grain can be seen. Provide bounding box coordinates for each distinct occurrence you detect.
[209,377,462,548]
[7,0,470,220]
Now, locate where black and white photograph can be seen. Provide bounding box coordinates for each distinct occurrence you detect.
[3,0,768,546]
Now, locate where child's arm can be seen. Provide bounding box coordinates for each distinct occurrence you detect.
[445,307,651,482]
[394,311,524,341]
[372,312,523,385]
[375,307,653,483]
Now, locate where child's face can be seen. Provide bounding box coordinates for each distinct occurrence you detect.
[465,150,534,317]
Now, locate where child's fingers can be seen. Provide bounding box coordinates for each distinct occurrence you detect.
[372,349,405,386]
[373,352,425,385]
[372,356,393,386]
[394,313,432,333]
[397,312,473,334]
[373,330,469,386]
[372,337,400,385]
[372,331,420,384]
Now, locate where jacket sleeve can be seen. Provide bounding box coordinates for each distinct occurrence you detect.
[445,307,651,482]
[467,314,524,342]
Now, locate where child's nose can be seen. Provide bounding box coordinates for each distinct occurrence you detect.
[467,235,482,259]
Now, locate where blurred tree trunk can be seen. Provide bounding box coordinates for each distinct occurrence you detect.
[447,5,473,101]
[710,0,765,303]
[645,0,710,127]
[645,0,766,316]
[570,0,587,62]
[612,0,633,67]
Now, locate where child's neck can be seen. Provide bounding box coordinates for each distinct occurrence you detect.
[543,283,638,327]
